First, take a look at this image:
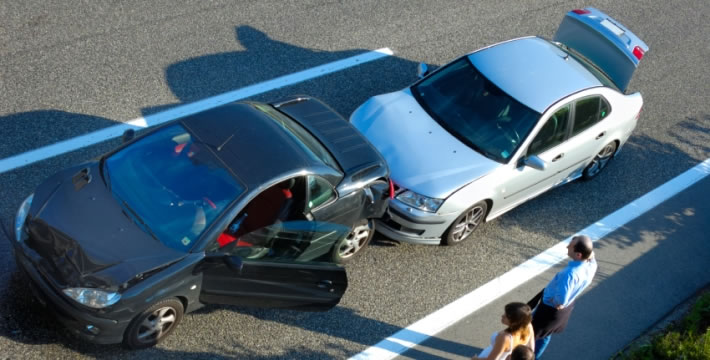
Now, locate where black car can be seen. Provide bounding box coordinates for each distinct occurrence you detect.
[8,96,390,348]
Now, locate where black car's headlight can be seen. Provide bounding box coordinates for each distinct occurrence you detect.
[62,288,121,309]
[396,190,443,213]
[14,194,33,242]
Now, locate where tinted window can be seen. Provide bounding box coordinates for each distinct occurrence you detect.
[308,175,335,209]
[413,57,540,163]
[572,97,601,136]
[105,124,244,252]
[528,106,570,155]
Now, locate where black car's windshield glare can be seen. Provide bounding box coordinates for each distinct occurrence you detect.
[413,57,541,162]
[105,124,244,252]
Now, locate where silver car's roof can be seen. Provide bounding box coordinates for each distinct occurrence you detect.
[468,36,602,113]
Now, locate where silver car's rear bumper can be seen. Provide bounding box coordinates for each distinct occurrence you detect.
[375,200,458,245]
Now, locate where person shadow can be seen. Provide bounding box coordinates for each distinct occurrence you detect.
[143,25,419,120]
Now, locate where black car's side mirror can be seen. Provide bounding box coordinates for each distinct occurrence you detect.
[122,129,135,143]
[224,255,244,273]
[417,63,430,79]
[522,155,547,171]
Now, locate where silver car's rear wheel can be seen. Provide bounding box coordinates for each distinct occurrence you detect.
[442,201,488,245]
[583,141,618,180]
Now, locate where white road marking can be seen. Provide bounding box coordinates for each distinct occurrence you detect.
[350,158,710,360]
[0,48,394,175]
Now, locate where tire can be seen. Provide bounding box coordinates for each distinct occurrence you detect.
[441,201,488,246]
[582,141,618,180]
[123,298,184,349]
[332,219,374,264]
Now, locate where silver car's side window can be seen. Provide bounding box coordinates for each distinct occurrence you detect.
[571,96,609,136]
[528,105,571,155]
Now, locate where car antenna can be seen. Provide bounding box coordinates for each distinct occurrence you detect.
[216,133,235,151]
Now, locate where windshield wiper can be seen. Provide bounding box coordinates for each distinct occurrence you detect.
[121,200,160,242]
[466,142,501,162]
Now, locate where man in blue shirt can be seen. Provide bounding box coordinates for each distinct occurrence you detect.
[531,235,597,359]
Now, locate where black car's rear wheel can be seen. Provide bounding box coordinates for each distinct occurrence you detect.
[123,298,184,349]
[332,219,374,264]
[583,141,617,180]
[442,201,487,245]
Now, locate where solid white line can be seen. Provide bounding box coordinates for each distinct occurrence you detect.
[0,48,394,175]
[350,158,710,360]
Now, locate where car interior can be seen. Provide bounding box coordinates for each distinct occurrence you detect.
[211,176,338,262]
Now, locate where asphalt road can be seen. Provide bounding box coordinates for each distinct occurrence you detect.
[1,1,708,359]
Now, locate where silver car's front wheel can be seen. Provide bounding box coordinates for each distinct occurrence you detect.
[442,201,488,245]
[583,141,618,180]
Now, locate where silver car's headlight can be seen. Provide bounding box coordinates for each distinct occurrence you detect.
[15,194,34,242]
[62,288,121,309]
[396,190,443,213]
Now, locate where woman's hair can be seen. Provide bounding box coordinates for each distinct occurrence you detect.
[504,302,532,339]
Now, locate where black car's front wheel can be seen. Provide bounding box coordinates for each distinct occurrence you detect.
[442,201,488,246]
[583,141,618,180]
[123,298,184,349]
[332,219,374,264]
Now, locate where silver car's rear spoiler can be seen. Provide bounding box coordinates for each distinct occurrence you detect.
[554,7,649,92]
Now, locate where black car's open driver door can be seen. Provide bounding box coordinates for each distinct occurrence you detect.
[198,221,348,311]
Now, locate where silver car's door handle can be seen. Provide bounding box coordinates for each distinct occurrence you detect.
[552,153,564,162]
[596,131,606,140]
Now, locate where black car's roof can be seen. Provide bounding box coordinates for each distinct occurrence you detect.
[180,102,325,189]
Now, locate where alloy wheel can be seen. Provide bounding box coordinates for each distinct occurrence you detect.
[450,204,485,242]
[338,222,372,259]
[136,306,178,343]
[585,142,617,178]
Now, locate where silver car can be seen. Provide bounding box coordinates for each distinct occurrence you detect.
[351,8,648,245]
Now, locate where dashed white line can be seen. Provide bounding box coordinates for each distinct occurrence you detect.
[0,48,394,175]
[350,158,710,360]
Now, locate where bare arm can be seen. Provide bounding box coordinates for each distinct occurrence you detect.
[526,324,535,352]
[472,331,510,360]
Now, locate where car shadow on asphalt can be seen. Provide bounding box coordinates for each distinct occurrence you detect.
[482,115,710,259]
[0,110,117,162]
[0,264,479,359]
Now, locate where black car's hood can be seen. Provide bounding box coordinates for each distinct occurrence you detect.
[25,162,185,289]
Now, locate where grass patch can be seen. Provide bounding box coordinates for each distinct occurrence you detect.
[614,292,710,359]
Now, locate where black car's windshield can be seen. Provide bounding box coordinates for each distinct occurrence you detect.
[412,57,541,162]
[105,124,244,252]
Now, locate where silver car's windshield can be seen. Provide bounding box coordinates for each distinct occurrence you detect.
[412,57,541,163]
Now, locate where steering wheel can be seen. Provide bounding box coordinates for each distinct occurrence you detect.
[496,118,521,145]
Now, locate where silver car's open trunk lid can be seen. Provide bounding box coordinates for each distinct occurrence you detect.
[554,7,649,92]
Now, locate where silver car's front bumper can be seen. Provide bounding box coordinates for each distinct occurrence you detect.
[375,200,458,245]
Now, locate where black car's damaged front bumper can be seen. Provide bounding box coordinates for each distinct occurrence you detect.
[12,244,130,345]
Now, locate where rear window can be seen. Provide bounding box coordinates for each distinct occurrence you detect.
[552,42,620,92]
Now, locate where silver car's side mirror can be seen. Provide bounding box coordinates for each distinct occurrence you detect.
[417,63,430,79]
[523,155,547,171]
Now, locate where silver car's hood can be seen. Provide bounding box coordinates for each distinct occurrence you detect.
[350,88,500,199]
